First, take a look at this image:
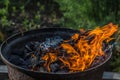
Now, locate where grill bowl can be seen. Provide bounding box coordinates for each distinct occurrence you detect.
[0,28,112,80]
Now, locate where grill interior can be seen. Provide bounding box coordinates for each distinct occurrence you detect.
[0,28,112,80]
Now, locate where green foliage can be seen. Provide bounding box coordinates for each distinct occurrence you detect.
[1,16,11,26]
[110,30,120,72]
[0,0,42,32]
[55,0,95,29]
[0,8,8,15]
[55,0,120,29]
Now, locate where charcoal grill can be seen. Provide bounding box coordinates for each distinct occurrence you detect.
[0,28,112,80]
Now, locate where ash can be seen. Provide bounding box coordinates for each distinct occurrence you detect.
[40,36,63,51]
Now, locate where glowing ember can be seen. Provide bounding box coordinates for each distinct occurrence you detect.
[42,23,118,72]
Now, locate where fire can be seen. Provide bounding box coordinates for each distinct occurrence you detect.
[42,23,118,72]
[42,53,57,72]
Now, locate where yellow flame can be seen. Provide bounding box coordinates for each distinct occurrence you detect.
[42,23,118,72]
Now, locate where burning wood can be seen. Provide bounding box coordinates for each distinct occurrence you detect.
[9,23,118,73]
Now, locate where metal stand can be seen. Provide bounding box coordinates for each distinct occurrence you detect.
[8,66,35,80]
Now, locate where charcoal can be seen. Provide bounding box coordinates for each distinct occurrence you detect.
[30,56,39,67]
[57,48,66,57]
[34,51,40,57]
[24,49,29,54]
[91,56,105,67]
[38,59,45,66]
[64,39,75,46]
[24,51,33,59]
[34,47,42,56]
[90,60,100,67]
[25,45,32,51]
[85,34,95,44]
[24,55,40,69]
[104,45,112,54]
[59,67,69,73]
[25,59,32,66]
[102,43,106,51]
[50,63,60,72]
[24,42,36,51]
[9,55,26,65]
[39,67,47,72]
[32,42,40,51]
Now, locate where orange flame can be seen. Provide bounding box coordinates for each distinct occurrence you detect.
[42,53,57,72]
[42,23,118,72]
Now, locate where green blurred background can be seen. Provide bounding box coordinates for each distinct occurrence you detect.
[0,0,120,72]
